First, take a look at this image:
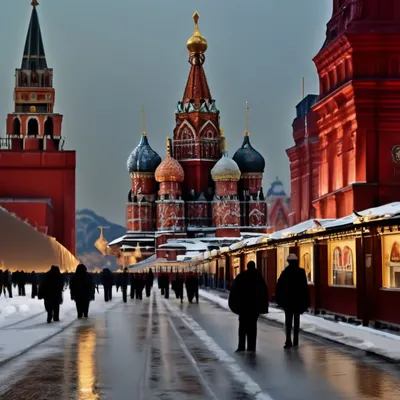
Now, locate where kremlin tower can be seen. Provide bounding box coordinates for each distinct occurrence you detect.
[0,1,76,254]
[119,12,268,263]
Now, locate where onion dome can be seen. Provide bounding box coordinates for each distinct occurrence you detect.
[211,155,241,182]
[267,177,287,197]
[126,133,161,173]
[186,12,208,54]
[155,138,185,183]
[232,101,265,173]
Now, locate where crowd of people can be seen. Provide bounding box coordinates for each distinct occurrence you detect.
[1,256,309,352]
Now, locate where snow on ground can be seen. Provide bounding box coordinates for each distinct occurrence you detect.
[0,284,122,364]
[199,289,400,362]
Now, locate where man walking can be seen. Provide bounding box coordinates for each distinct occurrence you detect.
[275,253,310,349]
[228,261,269,353]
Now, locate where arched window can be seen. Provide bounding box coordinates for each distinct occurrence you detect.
[13,118,21,135]
[390,242,400,262]
[28,119,39,136]
[44,117,54,136]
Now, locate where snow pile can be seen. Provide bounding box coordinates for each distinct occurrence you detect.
[199,289,400,362]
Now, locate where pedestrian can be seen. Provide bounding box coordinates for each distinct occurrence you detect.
[130,273,136,299]
[228,261,269,353]
[135,273,144,300]
[18,270,26,296]
[175,273,184,303]
[0,269,3,297]
[185,271,199,304]
[31,271,38,298]
[38,265,64,323]
[70,264,94,319]
[4,270,12,298]
[101,268,113,302]
[121,268,129,303]
[145,268,154,298]
[275,253,310,349]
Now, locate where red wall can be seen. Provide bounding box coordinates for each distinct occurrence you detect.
[0,150,76,254]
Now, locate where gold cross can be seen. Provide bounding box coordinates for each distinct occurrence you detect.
[141,105,146,136]
[245,101,249,136]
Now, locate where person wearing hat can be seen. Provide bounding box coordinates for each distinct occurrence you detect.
[228,261,269,353]
[275,253,310,349]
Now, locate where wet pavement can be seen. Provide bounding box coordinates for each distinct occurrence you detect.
[0,289,399,399]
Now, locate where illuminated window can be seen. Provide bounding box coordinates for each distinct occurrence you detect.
[276,246,289,279]
[329,241,356,286]
[382,236,400,289]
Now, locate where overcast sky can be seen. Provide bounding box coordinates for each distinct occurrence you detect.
[0,1,332,226]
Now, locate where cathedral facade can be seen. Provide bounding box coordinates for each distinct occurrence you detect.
[121,13,268,261]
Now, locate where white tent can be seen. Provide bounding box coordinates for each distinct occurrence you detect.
[0,206,78,273]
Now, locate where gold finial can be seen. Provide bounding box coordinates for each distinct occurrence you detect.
[245,101,249,136]
[141,105,146,136]
[220,128,224,137]
[31,0,39,7]
[166,137,171,155]
[302,77,305,100]
[187,11,208,54]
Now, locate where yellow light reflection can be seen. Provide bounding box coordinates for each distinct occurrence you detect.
[77,327,99,400]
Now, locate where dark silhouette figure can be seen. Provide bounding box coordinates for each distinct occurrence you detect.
[228,261,269,353]
[145,269,154,297]
[160,273,170,299]
[31,271,38,298]
[135,274,144,300]
[121,268,129,303]
[174,273,184,303]
[129,274,138,299]
[275,253,310,349]
[17,271,26,296]
[185,272,199,304]
[3,270,12,297]
[70,264,94,319]
[101,268,113,302]
[0,270,3,297]
[38,266,64,323]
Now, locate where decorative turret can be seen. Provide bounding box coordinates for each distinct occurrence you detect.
[155,138,186,233]
[126,107,160,232]
[211,155,241,183]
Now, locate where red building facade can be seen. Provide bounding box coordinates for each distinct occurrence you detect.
[288,0,400,223]
[0,3,76,254]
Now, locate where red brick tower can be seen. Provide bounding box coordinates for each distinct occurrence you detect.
[155,138,186,251]
[0,2,76,254]
[211,153,241,237]
[126,108,161,231]
[312,0,400,218]
[173,12,221,228]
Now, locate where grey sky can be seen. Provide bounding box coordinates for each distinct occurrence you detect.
[0,1,332,226]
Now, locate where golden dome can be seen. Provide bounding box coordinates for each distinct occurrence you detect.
[187,12,208,54]
[155,138,185,183]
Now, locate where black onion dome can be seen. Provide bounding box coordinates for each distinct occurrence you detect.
[126,135,161,173]
[232,135,265,173]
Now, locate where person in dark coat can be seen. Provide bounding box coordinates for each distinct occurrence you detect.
[18,271,26,296]
[135,273,144,300]
[275,253,310,349]
[0,270,3,297]
[38,266,64,323]
[121,268,129,303]
[31,271,38,298]
[130,273,136,299]
[228,261,269,353]
[70,264,94,319]
[101,268,113,302]
[175,273,184,303]
[3,270,12,298]
[185,272,199,304]
[145,268,154,298]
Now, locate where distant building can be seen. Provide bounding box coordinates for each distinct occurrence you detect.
[0,3,76,254]
[266,177,290,232]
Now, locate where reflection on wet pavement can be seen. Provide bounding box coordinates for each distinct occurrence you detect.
[0,290,399,400]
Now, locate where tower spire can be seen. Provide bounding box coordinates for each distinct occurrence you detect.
[23,1,47,69]
[245,101,250,136]
[141,105,146,136]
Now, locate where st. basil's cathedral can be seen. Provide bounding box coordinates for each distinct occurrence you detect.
[109,13,290,266]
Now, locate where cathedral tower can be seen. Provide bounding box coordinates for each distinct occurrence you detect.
[312,0,400,218]
[0,2,76,254]
[173,12,221,201]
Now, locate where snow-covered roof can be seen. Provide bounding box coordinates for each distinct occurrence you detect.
[269,219,336,240]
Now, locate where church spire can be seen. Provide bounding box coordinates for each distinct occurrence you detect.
[22,1,47,70]
[182,12,212,108]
